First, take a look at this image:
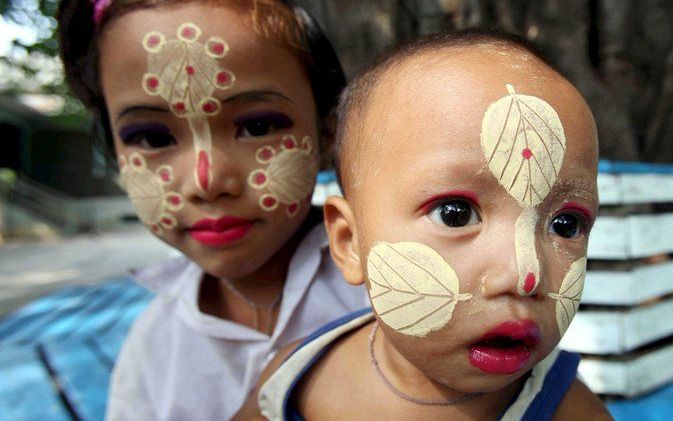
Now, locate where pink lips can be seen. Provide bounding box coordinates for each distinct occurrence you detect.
[188,216,254,247]
[469,320,541,375]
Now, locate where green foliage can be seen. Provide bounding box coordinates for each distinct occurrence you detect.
[0,0,86,122]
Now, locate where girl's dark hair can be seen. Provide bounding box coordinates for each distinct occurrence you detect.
[56,0,345,164]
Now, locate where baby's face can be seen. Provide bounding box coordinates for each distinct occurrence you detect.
[352,48,598,393]
[99,3,319,279]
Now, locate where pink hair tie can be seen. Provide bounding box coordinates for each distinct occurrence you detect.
[90,0,112,26]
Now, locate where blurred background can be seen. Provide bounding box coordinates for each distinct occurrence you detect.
[1,0,672,419]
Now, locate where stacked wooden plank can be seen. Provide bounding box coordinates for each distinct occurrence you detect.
[560,161,673,398]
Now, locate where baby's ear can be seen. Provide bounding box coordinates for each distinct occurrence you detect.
[323,196,365,286]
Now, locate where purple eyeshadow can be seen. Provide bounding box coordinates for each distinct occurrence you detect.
[119,122,171,142]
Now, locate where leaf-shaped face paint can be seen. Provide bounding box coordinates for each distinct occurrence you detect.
[481,84,566,207]
[367,242,472,337]
[548,257,586,336]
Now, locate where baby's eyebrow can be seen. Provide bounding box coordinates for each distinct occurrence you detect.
[549,179,598,204]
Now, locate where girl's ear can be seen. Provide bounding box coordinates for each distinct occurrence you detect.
[323,196,365,286]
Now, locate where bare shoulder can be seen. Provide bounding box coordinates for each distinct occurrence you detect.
[232,339,302,421]
[296,323,372,419]
[553,379,613,420]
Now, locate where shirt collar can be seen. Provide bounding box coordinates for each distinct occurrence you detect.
[163,222,330,340]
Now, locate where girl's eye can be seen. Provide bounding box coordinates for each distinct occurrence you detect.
[239,120,272,137]
[119,123,176,149]
[234,111,294,138]
[126,131,177,149]
[428,199,481,228]
[549,213,582,239]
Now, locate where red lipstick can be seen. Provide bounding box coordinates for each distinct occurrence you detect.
[189,216,254,247]
[469,320,541,375]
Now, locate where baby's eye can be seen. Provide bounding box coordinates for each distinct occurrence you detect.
[119,123,176,150]
[234,111,294,139]
[428,199,481,228]
[548,213,583,239]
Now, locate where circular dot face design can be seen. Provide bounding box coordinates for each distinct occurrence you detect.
[247,135,318,217]
[367,242,472,337]
[118,153,185,235]
[142,23,234,114]
[141,23,236,193]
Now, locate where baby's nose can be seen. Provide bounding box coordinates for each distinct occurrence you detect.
[481,208,544,299]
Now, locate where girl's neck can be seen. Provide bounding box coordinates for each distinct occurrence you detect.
[198,208,322,331]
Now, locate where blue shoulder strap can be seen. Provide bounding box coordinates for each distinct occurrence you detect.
[282,307,373,420]
[519,350,580,420]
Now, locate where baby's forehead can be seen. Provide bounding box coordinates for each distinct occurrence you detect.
[348,45,597,201]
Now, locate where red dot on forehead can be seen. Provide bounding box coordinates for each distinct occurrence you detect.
[185,66,195,75]
[522,148,533,160]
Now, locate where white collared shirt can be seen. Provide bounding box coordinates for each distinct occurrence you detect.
[106,223,369,421]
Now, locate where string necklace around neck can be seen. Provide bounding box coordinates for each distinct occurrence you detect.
[368,321,483,406]
[221,278,282,335]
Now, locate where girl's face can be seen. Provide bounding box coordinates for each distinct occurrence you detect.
[99,3,319,279]
[349,49,598,394]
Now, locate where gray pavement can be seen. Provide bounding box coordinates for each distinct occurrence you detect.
[0,225,178,316]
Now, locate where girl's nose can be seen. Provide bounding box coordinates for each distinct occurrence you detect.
[186,148,244,203]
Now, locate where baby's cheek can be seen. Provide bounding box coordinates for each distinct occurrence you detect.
[546,257,587,337]
[366,241,472,337]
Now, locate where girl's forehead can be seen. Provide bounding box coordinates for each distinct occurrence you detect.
[101,4,256,52]
[98,2,314,119]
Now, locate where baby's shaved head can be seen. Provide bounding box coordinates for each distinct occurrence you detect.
[334,29,563,200]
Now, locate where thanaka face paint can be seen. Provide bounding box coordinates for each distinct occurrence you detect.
[247,135,318,217]
[547,257,586,336]
[142,22,235,193]
[481,84,566,296]
[118,152,185,235]
[481,84,566,207]
[514,207,540,295]
[366,241,472,337]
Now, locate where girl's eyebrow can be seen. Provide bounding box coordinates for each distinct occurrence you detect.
[114,91,292,122]
[221,90,293,104]
[116,105,169,122]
